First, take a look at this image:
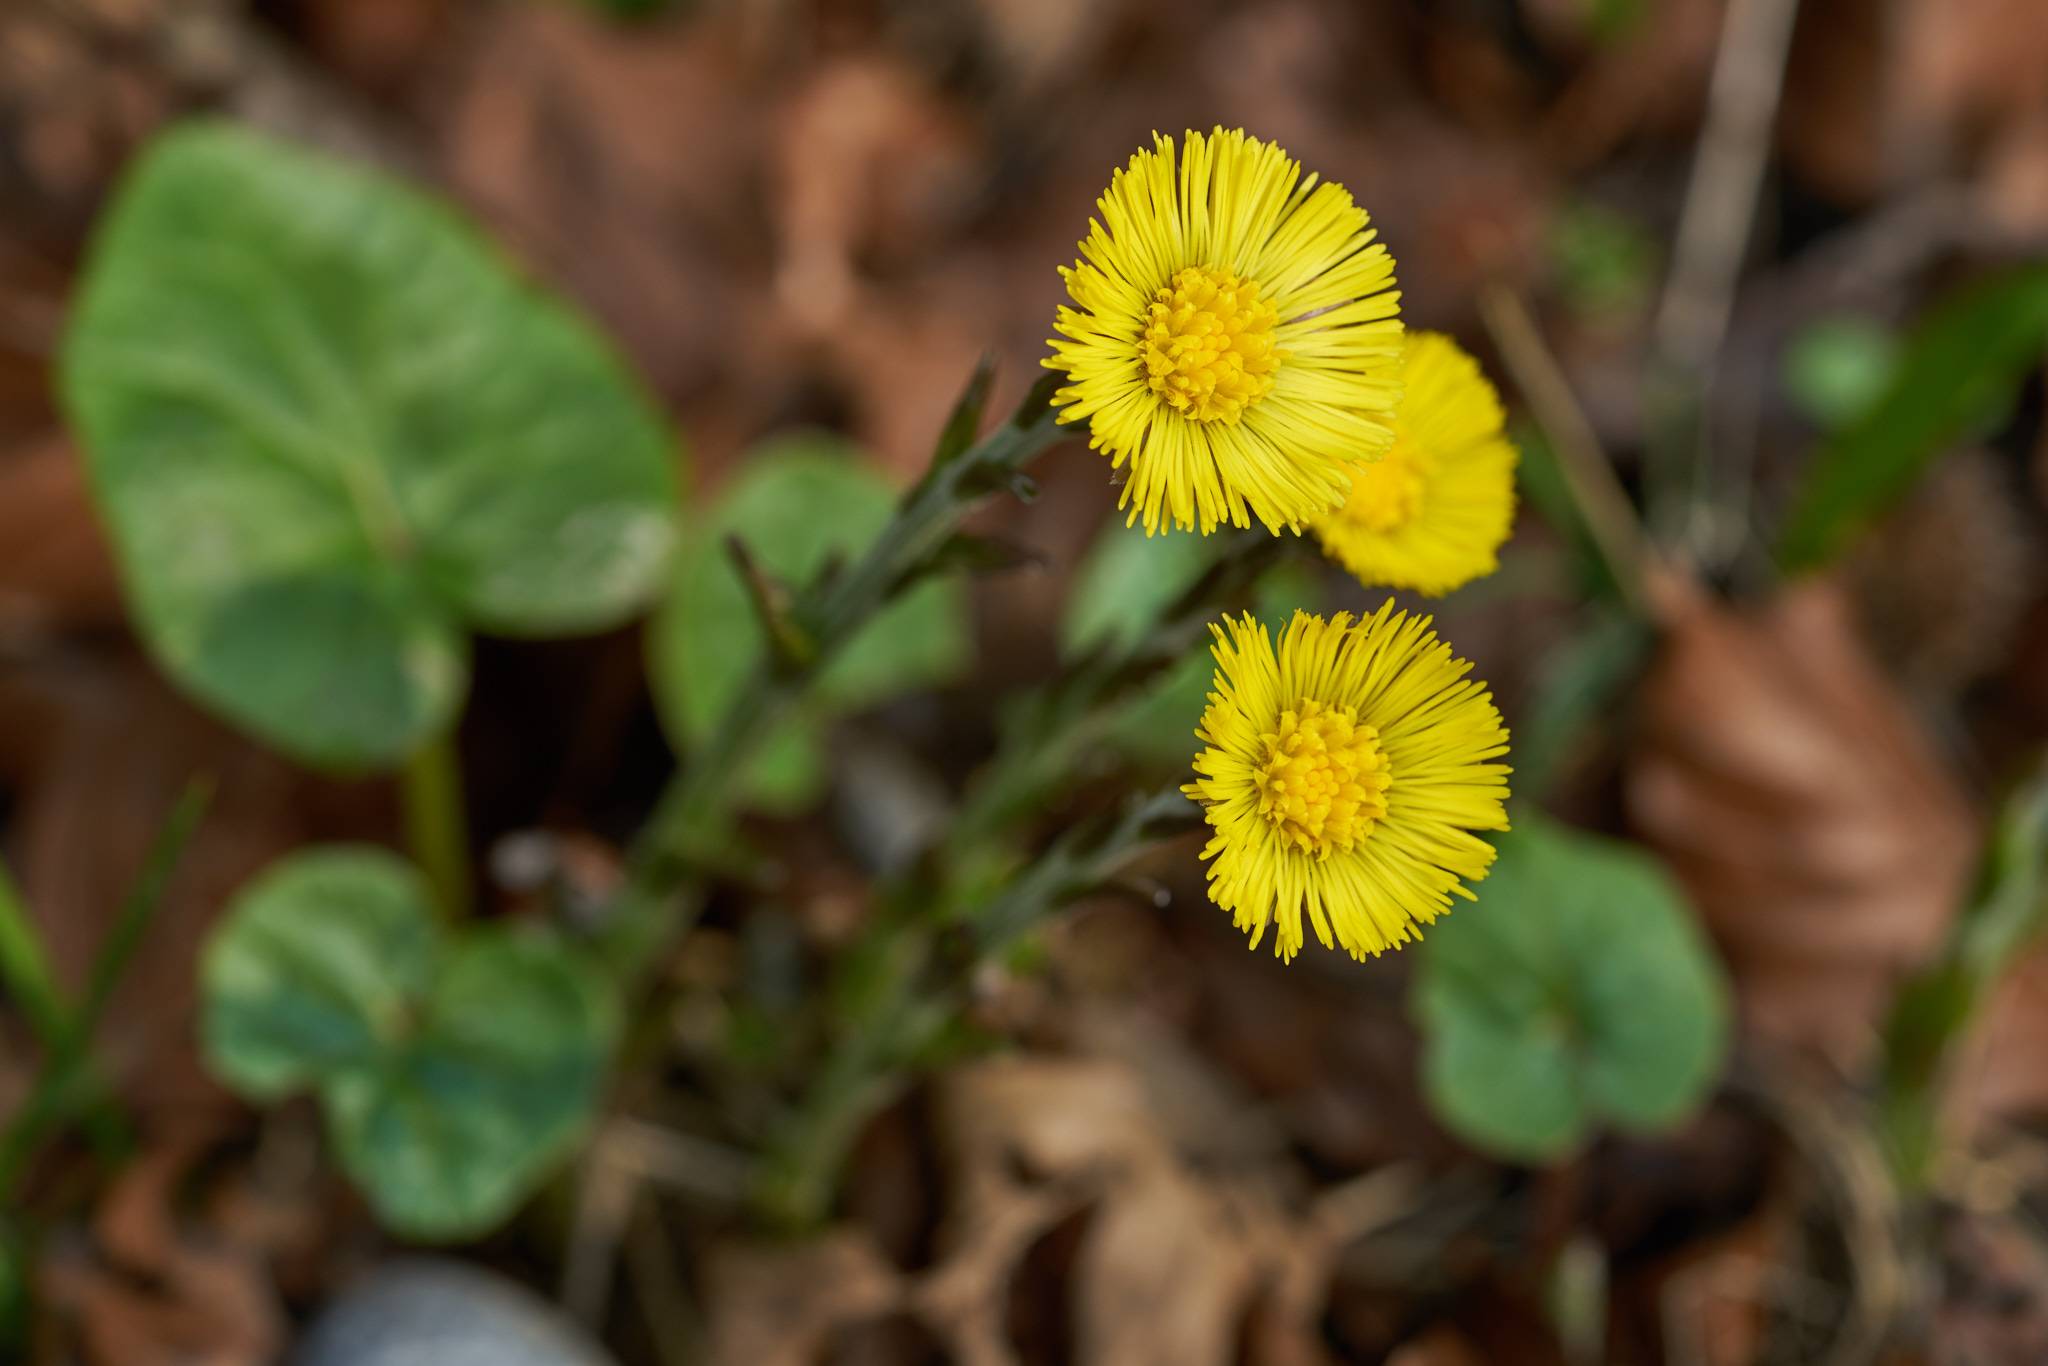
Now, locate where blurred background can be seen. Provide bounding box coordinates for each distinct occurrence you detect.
[6,0,2048,1363]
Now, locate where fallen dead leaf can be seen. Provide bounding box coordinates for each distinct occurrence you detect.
[38,1139,285,1366]
[1626,574,1979,1065]
[0,435,122,638]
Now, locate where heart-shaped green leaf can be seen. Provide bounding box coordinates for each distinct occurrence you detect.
[201,847,618,1239]
[201,847,436,1099]
[62,121,681,771]
[1414,818,1729,1162]
[324,931,617,1240]
[649,435,970,811]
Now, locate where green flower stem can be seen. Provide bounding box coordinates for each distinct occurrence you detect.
[402,728,471,923]
[1878,763,2048,1191]
[752,786,1202,1229]
[0,781,209,1197]
[946,527,1287,857]
[599,374,1068,980]
[0,862,67,1052]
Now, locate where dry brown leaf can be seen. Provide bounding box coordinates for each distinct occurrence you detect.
[1778,0,1890,203]
[1385,1324,1490,1366]
[38,1140,285,1366]
[705,1054,1374,1366]
[1625,575,1978,1065]
[1648,1212,1788,1366]
[1943,945,2048,1133]
[0,435,122,637]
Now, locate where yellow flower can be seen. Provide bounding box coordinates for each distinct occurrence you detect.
[1045,128,1403,537]
[1313,332,1518,595]
[1183,607,1510,961]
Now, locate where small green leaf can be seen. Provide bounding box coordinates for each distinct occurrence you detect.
[1415,818,1729,1162]
[1778,265,2048,572]
[1099,560,1318,766]
[1782,316,1898,430]
[63,121,681,771]
[202,846,618,1240]
[1514,422,1618,602]
[202,848,436,1099]
[1060,522,1219,658]
[1513,610,1654,797]
[930,354,998,473]
[325,931,616,1240]
[650,436,970,811]
[1549,201,1658,320]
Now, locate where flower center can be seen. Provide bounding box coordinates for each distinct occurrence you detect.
[1141,265,1282,424]
[1336,437,1426,533]
[1254,699,1392,857]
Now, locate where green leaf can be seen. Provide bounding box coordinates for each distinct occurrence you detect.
[325,931,616,1240]
[62,121,680,771]
[1513,609,1653,798]
[1099,560,1319,766]
[1781,316,1898,430]
[1513,421,1618,602]
[201,848,436,1099]
[1415,818,1729,1162]
[1548,200,1658,320]
[929,354,997,473]
[1060,522,1219,658]
[1778,265,2048,572]
[201,846,618,1240]
[650,435,971,811]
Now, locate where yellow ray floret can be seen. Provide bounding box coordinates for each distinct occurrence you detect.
[1313,331,1518,595]
[1045,128,1403,537]
[1182,607,1511,961]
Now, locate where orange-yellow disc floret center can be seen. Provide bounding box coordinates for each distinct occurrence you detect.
[1141,265,1282,424]
[1253,699,1392,857]
[1334,435,1426,533]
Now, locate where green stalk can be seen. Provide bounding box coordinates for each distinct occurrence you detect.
[402,728,471,923]
[0,862,67,1051]
[1878,762,2048,1191]
[598,372,1068,979]
[752,787,1201,1229]
[945,528,1284,856]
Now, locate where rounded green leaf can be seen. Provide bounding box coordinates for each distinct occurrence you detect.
[649,435,970,810]
[1415,818,1730,1162]
[62,121,681,770]
[324,931,618,1240]
[201,847,438,1100]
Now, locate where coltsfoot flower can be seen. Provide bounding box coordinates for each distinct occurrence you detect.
[1312,332,1518,595]
[1046,128,1403,537]
[1183,607,1510,960]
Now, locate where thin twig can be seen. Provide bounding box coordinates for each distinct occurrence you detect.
[1650,0,1803,560]
[1479,286,1656,614]
[1653,0,1804,375]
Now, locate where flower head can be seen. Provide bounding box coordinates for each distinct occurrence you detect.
[1313,332,1518,595]
[1046,128,1403,537]
[1183,607,1510,960]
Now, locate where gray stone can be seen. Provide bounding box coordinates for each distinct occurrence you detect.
[294,1258,617,1366]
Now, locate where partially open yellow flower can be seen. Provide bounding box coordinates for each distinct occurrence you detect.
[1313,332,1517,595]
[1183,607,1510,961]
[1045,128,1403,537]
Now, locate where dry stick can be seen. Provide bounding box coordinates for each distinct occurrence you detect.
[1649,0,1803,558]
[1479,286,1657,616]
